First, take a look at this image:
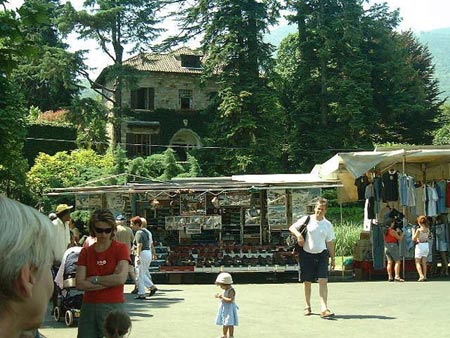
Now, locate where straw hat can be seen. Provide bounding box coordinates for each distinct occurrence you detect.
[55,204,73,214]
[215,272,233,285]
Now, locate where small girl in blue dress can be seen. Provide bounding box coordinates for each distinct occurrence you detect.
[215,272,238,338]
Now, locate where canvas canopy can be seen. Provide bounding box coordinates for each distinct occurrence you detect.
[316,146,450,203]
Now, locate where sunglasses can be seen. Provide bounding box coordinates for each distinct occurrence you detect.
[94,227,113,234]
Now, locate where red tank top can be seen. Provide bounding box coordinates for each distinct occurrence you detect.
[385,228,398,243]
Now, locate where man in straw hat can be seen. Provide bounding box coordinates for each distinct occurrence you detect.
[51,203,73,315]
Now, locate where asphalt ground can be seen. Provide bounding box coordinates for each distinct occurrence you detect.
[39,277,450,338]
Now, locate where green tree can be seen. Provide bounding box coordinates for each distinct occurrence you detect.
[0,1,51,199]
[168,0,284,174]
[68,97,109,153]
[282,0,378,171]
[57,0,165,146]
[27,149,114,205]
[280,1,442,171]
[433,104,450,145]
[10,0,84,112]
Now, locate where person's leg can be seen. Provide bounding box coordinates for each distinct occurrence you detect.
[303,281,312,309]
[222,325,228,337]
[421,257,427,279]
[77,303,97,338]
[386,260,394,280]
[318,278,329,312]
[137,250,152,296]
[415,258,424,280]
[394,260,402,279]
[229,325,234,337]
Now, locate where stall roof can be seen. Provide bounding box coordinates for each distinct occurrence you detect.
[316,146,450,203]
[319,146,450,179]
[46,174,341,196]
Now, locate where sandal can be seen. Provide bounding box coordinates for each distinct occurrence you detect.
[388,278,394,282]
[304,306,312,316]
[394,277,405,282]
[320,309,335,319]
[418,277,425,282]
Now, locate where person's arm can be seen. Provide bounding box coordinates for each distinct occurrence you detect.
[216,289,235,303]
[412,228,419,242]
[87,260,129,287]
[326,240,336,270]
[76,265,106,291]
[151,242,157,260]
[392,228,405,241]
[136,242,143,264]
[289,218,305,246]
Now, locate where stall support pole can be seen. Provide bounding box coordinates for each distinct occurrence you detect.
[402,150,406,279]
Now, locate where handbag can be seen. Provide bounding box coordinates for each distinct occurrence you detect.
[286,215,310,251]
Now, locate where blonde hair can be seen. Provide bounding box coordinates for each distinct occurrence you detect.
[0,195,54,310]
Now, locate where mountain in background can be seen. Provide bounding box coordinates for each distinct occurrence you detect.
[266,25,450,101]
[417,28,450,101]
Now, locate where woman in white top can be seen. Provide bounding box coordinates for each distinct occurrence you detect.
[289,198,336,319]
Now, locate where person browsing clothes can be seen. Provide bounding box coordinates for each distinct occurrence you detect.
[289,198,336,318]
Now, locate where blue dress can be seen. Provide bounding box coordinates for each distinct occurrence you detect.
[215,287,239,326]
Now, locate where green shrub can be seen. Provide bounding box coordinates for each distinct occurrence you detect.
[334,221,361,256]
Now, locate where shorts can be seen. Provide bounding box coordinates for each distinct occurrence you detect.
[415,242,430,259]
[385,242,400,262]
[77,302,124,338]
[298,250,329,282]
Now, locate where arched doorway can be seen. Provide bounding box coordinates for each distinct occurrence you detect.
[169,129,202,161]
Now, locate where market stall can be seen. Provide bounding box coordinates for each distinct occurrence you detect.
[47,173,341,277]
[316,146,450,279]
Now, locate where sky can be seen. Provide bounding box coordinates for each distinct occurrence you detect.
[6,0,450,78]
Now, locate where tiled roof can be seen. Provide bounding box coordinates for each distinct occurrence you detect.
[123,47,203,74]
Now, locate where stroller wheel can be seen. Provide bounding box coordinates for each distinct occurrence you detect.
[64,310,74,327]
[53,306,61,322]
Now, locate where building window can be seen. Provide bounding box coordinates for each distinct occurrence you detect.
[180,54,202,69]
[179,89,193,110]
[126,133,152,157]
[131,87,154,110]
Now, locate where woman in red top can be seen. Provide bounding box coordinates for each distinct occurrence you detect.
[384,218,405,282]
[76,209,130,338]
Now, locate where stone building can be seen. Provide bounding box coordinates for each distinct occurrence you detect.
[94,47,219,160]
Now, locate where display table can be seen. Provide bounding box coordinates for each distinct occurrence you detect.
[353,259,417,280]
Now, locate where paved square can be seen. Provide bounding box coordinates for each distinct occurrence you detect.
[40,279,450,338]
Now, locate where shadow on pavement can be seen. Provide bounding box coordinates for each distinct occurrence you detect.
[334,314,396,320]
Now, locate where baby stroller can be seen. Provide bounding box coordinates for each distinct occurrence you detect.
[53,246,84,327]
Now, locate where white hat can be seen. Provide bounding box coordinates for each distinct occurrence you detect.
[215,272,233,285]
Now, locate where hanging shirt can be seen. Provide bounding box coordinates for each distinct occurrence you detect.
[415,185,426,216]
[355,175,369,201]
[435,180,447,214]
[382,170,399,202]
[426,185,439,217]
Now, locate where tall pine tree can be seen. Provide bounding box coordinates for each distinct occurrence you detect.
[169,0,284,174]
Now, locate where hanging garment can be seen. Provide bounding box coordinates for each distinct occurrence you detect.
[435,223,448,252]
[415,185,426,217]
[446,181,450,208]
[435,180,447,214]
[382,170,399,202]
[371,223,385,270]
[373,176,382,214]
[399,224,415,259]
[426,185,439,217]
[355,175,369,201]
